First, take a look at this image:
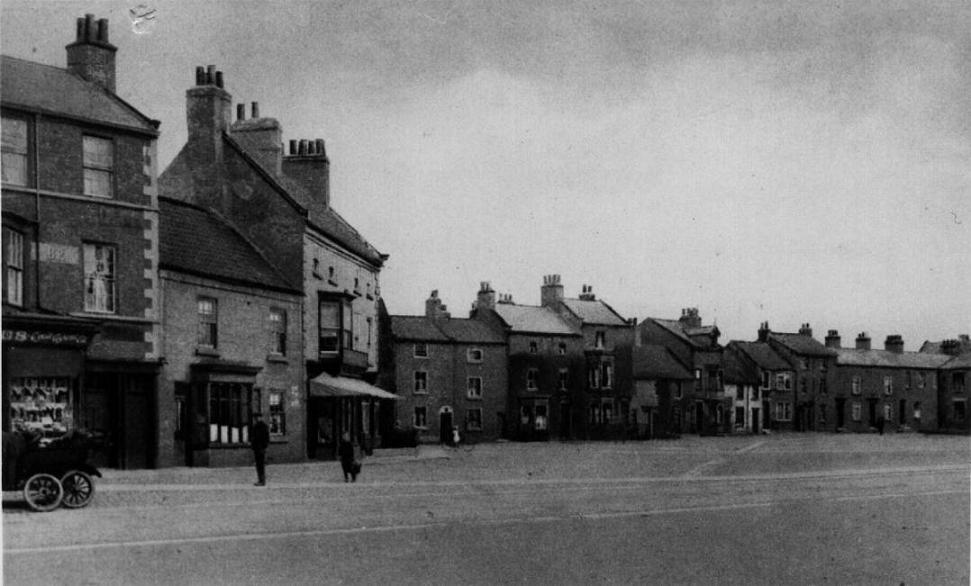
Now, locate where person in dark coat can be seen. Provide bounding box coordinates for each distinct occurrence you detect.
[338,432,357,482]
[251,412,270,486]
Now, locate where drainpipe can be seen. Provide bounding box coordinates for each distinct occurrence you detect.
[32,112,41,309]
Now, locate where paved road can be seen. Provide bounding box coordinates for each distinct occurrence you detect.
[3,435,969,585]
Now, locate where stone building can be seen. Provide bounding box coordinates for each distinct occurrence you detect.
[720,348,760,434]
[158,65,389,461]
[387,291,507,444]
[157,197,304,466]
[922,337,971,434]
[757,323,835,432]
[724,340,794,433]
[638,309,728,435]
[2,15,162,468]
[630,344,693,438]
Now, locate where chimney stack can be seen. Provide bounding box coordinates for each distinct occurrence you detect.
[185,64,232,166]
[940,339,961,356]
[799,323,813,338]
[283,136,331,208]
[476,281,496,311]
[855,332,871,351]
[825,329,841,349]
[884,335,904,353]
[758,321,770,342]
[578,284,596,301]
[679,307,701,329]
[540,274,564,308]
[66,14,117,92]
[425,290,450,319]
[228,99,283,174]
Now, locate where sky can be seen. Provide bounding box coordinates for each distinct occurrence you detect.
[3,0,969,347]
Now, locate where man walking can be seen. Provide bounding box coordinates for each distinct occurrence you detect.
[251,412,270,486]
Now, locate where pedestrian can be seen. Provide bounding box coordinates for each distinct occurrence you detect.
[338,432,358,482]
[251,412,270,486]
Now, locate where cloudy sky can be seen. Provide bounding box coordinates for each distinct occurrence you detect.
[3,0,969,346]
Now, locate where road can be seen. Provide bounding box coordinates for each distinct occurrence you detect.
[3,434,969,585]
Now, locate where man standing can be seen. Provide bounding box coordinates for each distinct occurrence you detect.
[251,412,270,486]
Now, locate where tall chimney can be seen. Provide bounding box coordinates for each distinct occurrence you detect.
[283,136,330,208]
[540,274,564,308]
[185,64,232,168]
[476,281,496,311]
[758,321,770,343]
[229,100,283,175]
[679,307,701,329]
[66,14,117,92]
[799,323,813,338]
[884,335,904,353]
[825,329,841,349]
[425,290,450,319]
[855,332,871,351]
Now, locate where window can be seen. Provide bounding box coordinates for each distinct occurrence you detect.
[466,408,483,431]
[526,368,538,391]
[883,403,892,422]
[694,369,702,380]
[366,317,373,350]
[588,366,600,389]
[898,400,906,425]
[851,376,861,395]
[851,401,862,422]
[268,390,286,435]
[529,340,538,353]
[312,258,321,277]
[467,348,483,363]
[268,308,287,355]
[414,342,428,358]
[4,228,24,306]
[353,278,360,293]
[952,372,965,392]
[883,376,893,395]
[601,398,614,423]
[916,372,925,389]
[197,297,217,347]
[2,117,29,186]
[319,299,349,355]
[913,402,922,421]
[776,372,792,391]
[674,382,683,399]
[557,342,566,355]
[82,135,113,197]
[595,331,606,349]
[413,406,427,428]
[760,371,770,389]
[83,244,116,313]
[775,402,792,421]
[953,400,967,422]
[601,362,613,389]
[209,382,252,444]
[413,371,428,394]
[752,387,760,400]
[589,403,600,424]
[735,407,745,428]
[558,368,569,391]
[467,377,482,399]
[819,404,827,425]
[535,403,548,430]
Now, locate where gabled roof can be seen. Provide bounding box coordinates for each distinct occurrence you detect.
[1,55,157,135]
[390,316,451,343]
[836,349,954,370]
[722,350,758,384]
[434,319,505,344]
[632,345,693,380]
[729,341,793,371]
[647,318,719,349]
[493,304,580,336]
[389,315,504,344]
[560,298,628,326]
[943,353,971,370]
[768,332,835,357]
[225,132,385,267]
[158,197,297,293]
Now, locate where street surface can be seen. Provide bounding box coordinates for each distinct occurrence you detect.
[3,433,969,585]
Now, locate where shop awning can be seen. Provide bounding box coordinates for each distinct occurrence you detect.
[309,372,398,400]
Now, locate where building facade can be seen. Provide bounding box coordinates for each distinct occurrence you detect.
[724,340,794,434]
[759,323,836,432]
[630,344,693,438]
[2,15,162,469]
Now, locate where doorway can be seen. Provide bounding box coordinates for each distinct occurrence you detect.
[835,398,846,429]
[439,407,453,445]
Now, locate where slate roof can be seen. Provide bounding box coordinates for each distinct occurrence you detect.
[390,316,451,343]
[836,349,953,369]
[632,345,693,380]
[1,55,157,134]
[560,298,628,326]
[722,350,758,384]
[768,332,835,357]
[943,353,971,370]
[649,318,719,348]
[158,197,297,293]
[434,319,505,344]
[224,133,385,267]
[493,304,580,336]
[730,341,793,371]
[390,316,504,344]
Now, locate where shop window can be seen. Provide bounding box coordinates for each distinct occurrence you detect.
[8,377,73,441]
[268,390,286,435]
[526,368,538,391]
[2,116,29,186]
[414,342,428,358]
[467,377,482,399]
[209,382,252,444]
[775,402,792,421]
[467,348,483,363]
[4,227,24,306]
[268,308,287,355]
[466,408,483,431]
[413,406,427,428]
[82,135,114,197]
[197,297,218,347]
[414,371,428,394]
[83,243,116,313]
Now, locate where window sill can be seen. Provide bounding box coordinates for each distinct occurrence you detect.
[328,279,339,287]
[266,354,288,364]
[312,271,323,280]
[270,436,288,443]
[196,346,220,357]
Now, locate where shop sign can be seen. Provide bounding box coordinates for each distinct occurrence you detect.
[2,329,90,347]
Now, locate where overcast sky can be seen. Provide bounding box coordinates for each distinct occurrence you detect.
[3,0,969,347]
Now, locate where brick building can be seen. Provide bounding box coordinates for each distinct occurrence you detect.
[157,197,304,467]
[724,340,794,433]
[630,344,693,438]
[540,276,636,440]
[387,291,507,444]
[825,332,949,433]
[638,309,728,435]
[922,337,971,434]
[158,66,389,460]
[471,282,584,441]
[757,323,835,432]
[721,347,760,434]
[2,15,162,468]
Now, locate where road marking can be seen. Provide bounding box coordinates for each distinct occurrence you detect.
[5,488,965,555]
[735,441,766,453]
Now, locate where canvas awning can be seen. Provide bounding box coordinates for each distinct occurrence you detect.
[308,372,398,400]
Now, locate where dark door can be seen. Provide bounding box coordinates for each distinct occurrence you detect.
[440,410,453,444]
[752,408,760,434]
[835,398,846,428]
[559,401,571,440]
[867,399,878,427]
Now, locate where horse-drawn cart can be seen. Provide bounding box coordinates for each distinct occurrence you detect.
[2,430,101,512]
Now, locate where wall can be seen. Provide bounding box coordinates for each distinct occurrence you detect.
[393,340,453,443]
[829,365,938,433]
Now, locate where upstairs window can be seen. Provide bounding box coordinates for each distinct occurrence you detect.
[467,348,483,363]
[4,228,24,306]
[526,368,539,391]
[529,340,538,354]
[319,299,349,355]
[558,368,569,390]
[851,376,862,395]
[776,372,792,391]
[467,377,482,399]
[760,371,770,389]
[601,362,613,389]
[83,243,116,313]
[883,376,893,395]
[413,371,428,394]
[268,308,287,355]
[1,117,29,186]
[83,135,114,197]
[197,297,218,347]
[589,366,601,389]
[595,331,606,349]
[414,342,428,358]
[557,342,567,355]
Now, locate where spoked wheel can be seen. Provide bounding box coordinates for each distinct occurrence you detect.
[23,473,64,512]
[61,470,95,508]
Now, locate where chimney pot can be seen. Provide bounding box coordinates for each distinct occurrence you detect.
[206,65,216,85]
[76,17,85,41]
[251,102,259,118]
[215,71,224,88]
[289,140,298,155]
[195,66,206,85]
[299,139,308,155]
[237,104,246,121]
[84,14,96,42]
[315,139,326,157]
[98,18,109,43]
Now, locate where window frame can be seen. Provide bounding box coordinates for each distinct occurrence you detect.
[2,115,30,187]
[197,296,218,348]
[883,375,893,396]
[4,227,24,306]
[413,371,428,394]
[268,389,286,436]
[851,376,862,395]
[467,376,483,400]
[528,340,538,354]
[83,243,117,314]
[467,347,483,363]
[82,134,115,198]
[775,401,792,421]
[207,382,253,445]
[268,307,287,355]
[318,297,349,356]
[413,406,428,429]
[526,368,539,391]
[414,342,428,358]
[466,408,483,431]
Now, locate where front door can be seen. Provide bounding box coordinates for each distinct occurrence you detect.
[559,401,571,440]
[867,399,878,427]
[439,410,453,444]
[835,398,846,428]
[752,408,760,434]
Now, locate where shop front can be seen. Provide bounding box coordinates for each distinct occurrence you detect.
[307,371,397,460]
